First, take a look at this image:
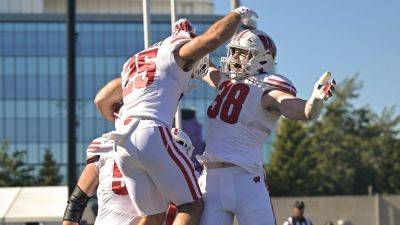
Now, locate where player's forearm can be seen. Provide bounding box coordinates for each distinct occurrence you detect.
[180,13,241,62]
[76,163,99,197]
[63,164,98,224]
[304,96,324,120]
[201,12,241,52]
[278,97,310,121]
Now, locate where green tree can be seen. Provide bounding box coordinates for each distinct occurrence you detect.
[37,149,62,186]
[0,141,36,186]
[267,76,365,195]
[372,107,400,193]
[266,75,400,195]
[266,119,318,196]
[308,76,372,195]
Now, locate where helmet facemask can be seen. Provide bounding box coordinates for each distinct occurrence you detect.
[183,54,209,92]
[221,46,253,80]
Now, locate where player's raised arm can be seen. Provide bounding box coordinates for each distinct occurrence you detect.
[94,77,123,122]
[262,72,336,120]
[175,7,258,71]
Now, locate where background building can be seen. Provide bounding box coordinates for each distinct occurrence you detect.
[0,0,214,15]
[0,0,225,181]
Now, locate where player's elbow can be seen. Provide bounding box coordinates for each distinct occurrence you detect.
[93,95,104,109]
[93,95,111,112]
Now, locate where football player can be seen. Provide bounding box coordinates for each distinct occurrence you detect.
[93,7,258,225]
[198,28,335,225]
[61,128,194,225]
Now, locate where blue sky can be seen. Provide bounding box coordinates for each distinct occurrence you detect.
[214,0,400,115]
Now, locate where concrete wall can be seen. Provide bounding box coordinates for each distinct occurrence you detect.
[272,196,378,225]
[379,196,400,225]
[2,186,399,225]
[0,187,94,225]
[233,195,400,225]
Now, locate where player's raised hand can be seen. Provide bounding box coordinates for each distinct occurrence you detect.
[233,6,258,26]
[312,71,336,100]
[173,18,195,34]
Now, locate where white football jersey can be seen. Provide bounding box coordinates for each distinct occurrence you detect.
[202,73,297,174]
[118,31,193,128]
[86,135,137,221]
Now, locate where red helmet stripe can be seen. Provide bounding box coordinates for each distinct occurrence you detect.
[258,35,277,59]
[235,29,250,41]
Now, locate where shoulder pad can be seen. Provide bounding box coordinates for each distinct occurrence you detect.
[169,31,191,51]
[263,74,297,96]
[86,136,114,159]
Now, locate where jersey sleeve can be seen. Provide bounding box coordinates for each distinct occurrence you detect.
[264,74,297,96]
[168,31,192,52]
[156,31,193,91]
[86,138,102,164]
[86,136,114,168]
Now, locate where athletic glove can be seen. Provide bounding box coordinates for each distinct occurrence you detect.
[311,71,336,101]
[233,6,258,26]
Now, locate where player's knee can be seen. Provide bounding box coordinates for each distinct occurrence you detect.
[177,198,204,217]
[140,212,166,225]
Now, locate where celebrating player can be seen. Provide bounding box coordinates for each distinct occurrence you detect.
[61,128,194,225]
[198,28,336,225]
[62,131,138,225]
[93,7,258,225]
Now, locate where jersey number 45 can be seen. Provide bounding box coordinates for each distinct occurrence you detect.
[122,47,159,96]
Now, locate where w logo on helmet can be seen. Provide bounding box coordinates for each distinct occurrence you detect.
[258,35,277,59]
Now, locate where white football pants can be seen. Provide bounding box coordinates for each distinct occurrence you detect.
[199,166,276,225]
